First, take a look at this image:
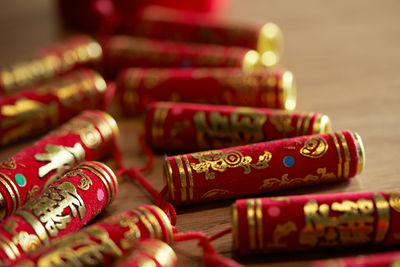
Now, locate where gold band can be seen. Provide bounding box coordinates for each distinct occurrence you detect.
[312,115,331,134]
[302,112,313,136]
[138,207,163,240]
[182,155,194,202]
[0,236,17,260]
[135,240,177,267]
[329,133,342,178]
[257,23,283,67]
[255,198,263,250]
[374,193,390,243]
[79,165,112,205]
[174,156,187,203]
[81,162,117,201]
[148,205,173,243]
[0,172,18,214]
[231,203,239,250]
[15,211,49,245]
[130,209,155,239]
[163,158,175,202]
[279,70,296,110]
[352,132,365,175]
[336,132,350,179]
[247,199,256,250]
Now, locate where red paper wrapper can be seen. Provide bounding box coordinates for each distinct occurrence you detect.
[122,5,282,67]
[0,69,108,146]
[0,109,118,220]
[144,102,331,152]
[102,36,261,77]
[232,190,400,254]
[163,130,364,205]
[0,35,102,94]
[115,239,177,267]
[0,161,117,262]
[118,67,296,115]
[5,205,173,266]
[315,251,400,267]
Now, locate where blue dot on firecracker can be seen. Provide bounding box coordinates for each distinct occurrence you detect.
[283,156,295,167]
[15,174,26,187]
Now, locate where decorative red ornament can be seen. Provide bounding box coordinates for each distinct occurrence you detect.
[144,102,331,152]
[122,5,282,67]
[117,67,296,115]
[232,190,400,254]
[4,205,173,266]
[0,35,102,94]
[114,239,177,267]
[0,109,118,220]
[0,69,109,146]
[102,37,261,77]
[315,250,400,267]
[0,161,117,262]
[163,130,364,205]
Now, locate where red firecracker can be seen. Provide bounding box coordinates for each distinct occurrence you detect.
[0,110,118,220]
[144,102,330,152]
[0,161,117,262]
[164,130,364,205]
[232,190,399,254]
[122,5,282,67]
[0,69,108,146]
[117,67,295,115]
[315,250,400,267]
[0,35,102,94]
[102,37,261,77]
[4,205,173,266]
[115,239,177,267]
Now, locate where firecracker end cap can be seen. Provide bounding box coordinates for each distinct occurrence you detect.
[352,132,365,175]
[133,239,177,267]
[312,115,332,134]
[280,70,296,110]
[242,50,262,72]
[257,23,283,67]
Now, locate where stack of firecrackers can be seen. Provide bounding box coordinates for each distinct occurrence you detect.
[0,2,392,267]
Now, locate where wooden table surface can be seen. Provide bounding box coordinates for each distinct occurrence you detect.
[1,0,400,266]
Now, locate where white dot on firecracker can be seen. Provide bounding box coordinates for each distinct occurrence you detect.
[97,188,105,201]
[267,206,281,217]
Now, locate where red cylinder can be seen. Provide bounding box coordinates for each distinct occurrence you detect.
[4,205,172,266]
[0,110,118,220]
[163,130,365,205]
[144,102,330,152]
[115,239,177,267]
[0,69,108,146]
[315,251,400,267]
[118,67,295,115]
[232,190,399,254]
[122,5,282,67]
[0,35,102,94]
[0,161,117,262]
[103,36,261,77]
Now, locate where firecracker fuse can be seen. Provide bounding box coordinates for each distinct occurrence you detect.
[102,36,262,77]
[144,102,330,152]
[163,130,364,205]
[0,35,102,94]
[232,190,400,254]
[4,205,173,266]
[122,5,283,67]
[0,110,118,220]
[0,69,108,146]
[0,161,117,262]
[118,67,296,115]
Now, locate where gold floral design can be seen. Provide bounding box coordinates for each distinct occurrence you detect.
[300,136,328,158]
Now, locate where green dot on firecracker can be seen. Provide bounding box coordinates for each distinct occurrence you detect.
[15,173,26,187]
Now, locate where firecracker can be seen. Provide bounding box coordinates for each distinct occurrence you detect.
[0,110,118,220]
[0,161,117,262]
[163,130,364,205]
[144,102,330,152]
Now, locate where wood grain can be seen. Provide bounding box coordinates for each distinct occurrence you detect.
[1,0,400,266]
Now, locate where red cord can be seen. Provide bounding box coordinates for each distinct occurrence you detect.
[208,227,231,241]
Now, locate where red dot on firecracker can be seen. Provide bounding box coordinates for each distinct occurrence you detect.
[97,189,105,201]
[267,206,281,217]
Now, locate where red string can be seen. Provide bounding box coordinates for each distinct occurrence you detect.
[173,231,244,267]
[208,227,231,241]
[137,135,154,172]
